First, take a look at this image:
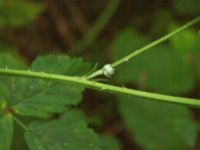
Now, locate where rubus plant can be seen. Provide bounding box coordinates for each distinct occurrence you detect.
[0,14,200,150]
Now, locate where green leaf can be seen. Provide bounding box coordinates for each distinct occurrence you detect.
[0,113,13,150]
[169,27,200,55]
[0,53,25,107]
[111,28,150,62]
[118,96,198,150]
[111,28,195,94]
[0,54,90,118]
[172,0,200,15]
[11,55,90,118]
[0,0,43,28]
[31,55,89,76]
[0,53,23,69]
[99,135,121,150]
[25,110,100,150]
[169,27,200,75]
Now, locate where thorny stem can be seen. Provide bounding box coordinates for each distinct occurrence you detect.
[87,16,200,79]
[0,69,200,107]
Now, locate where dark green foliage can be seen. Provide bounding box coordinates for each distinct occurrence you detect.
[0,0,43,28]
[25,110,100,150]
[0,54,119,150]
[118,96,197,150]
[173,0,200,15]
[169,27,200,74]
[0,113,13,150]
[111,27,200,150]
[12,55,89,118]
[0,54,90,118]
[99,135,121,150]
[111,28,196,94]
[0,0,200,149]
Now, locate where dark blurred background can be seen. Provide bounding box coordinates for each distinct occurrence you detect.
[1,0,198,61]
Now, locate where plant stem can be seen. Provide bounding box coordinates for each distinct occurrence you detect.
[87,16,200,79]
[12,114,27,130]
[111,16,200,67]
[0,69,200,107]
[71,0,121,54]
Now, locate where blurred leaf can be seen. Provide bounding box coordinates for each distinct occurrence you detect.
[87,115,103,129]
[169,26,200,75]
[151,10,172,36]
[99,135,121,150]
[170,27,200,55]
[0,43,17,52]
[111,27,150,85]
[172,0,200,15]
[0,0,43,28]
[25,110,100,150]
[0,53,24,69]
[111,28,195,94]
[118,96,198,150]
[0,113,13,150]
[111,28,150,62]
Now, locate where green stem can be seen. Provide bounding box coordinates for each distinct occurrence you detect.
[112,16,200,67]
[0,69,200,107]
[12,114,27,130]
[71,0,121,54]
[87,16,200,79]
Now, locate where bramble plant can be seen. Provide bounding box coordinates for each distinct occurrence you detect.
[0,16,200,150]
[1,0,200,150]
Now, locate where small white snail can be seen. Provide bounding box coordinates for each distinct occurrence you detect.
[102,64,115,78]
